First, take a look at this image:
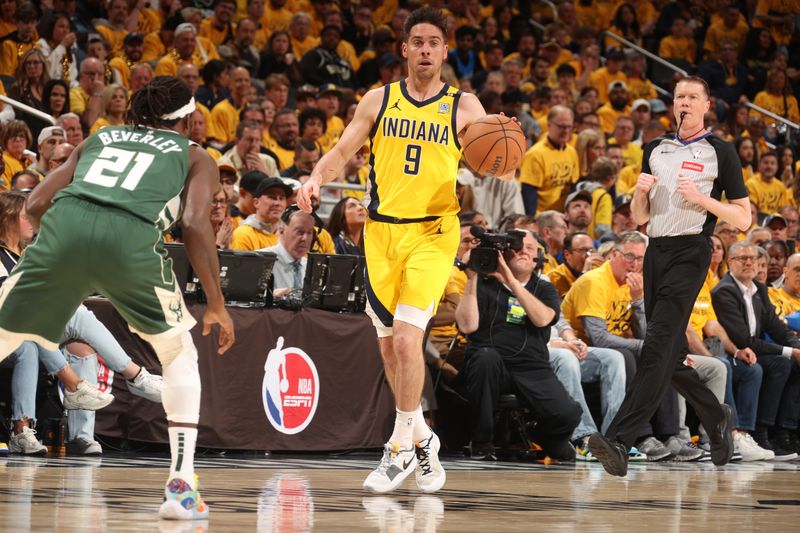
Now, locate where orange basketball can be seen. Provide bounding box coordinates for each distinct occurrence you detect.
[462,115,525,179]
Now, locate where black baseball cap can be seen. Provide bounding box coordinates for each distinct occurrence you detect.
[124,32,144,46]
[255,177,293,198]
[614,193,633,212]
[762,214,787,228]
[239,170,267,194]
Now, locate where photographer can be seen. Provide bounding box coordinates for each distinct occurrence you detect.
[455,230,581,461]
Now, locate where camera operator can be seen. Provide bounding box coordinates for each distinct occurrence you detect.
[455,230,581,460]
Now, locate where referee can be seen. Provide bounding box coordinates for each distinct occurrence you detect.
[588,76,751,476]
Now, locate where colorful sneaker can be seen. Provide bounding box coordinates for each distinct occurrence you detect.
[127,367,163,403]
[414,432,446,493]
[159,476,209,520]
[627,446,647,462]
[575,436,597,462]
[363,443,417,494]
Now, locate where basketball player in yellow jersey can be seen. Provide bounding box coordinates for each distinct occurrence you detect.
[299,7,514,494]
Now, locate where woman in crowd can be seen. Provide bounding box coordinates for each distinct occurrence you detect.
[196,60,231,110]
[575,129,605,181]
[752,69,800,124]
[326,197,366,256]
[777,144,798,185]
[709,233,728,286]
[90,84,128,134]
[743,28,776,96]
[211,186,233,250]
[9,49,50,111]
[1,120,35,190]
[258,31,301,85]
[37,11,78,87]
[605,3,642,51]
[726,104,749,140]
[735,136,757,182]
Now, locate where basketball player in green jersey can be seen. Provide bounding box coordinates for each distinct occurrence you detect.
[0,77,235,520]
[299,7,516,494]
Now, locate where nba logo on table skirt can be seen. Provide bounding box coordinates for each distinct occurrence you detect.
[262,337,320,435]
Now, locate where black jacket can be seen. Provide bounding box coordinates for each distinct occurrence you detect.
[711,272,800,356]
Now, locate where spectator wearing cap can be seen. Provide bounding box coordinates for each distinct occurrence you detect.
[612,193,637,236]
[763,215,789,244]
[316,84,345,153]
[629,99,651,141]
[520,105,579,215]
[597,81,631,134]
[295,84,319,113]
[370,53,402,90]
[563,189,594,238]
[218,17,260,76]
[289,12,319,60]
[107,32,145,90]
[28,126,65,180]
[300,24,355,88]
[577,158,617,240]
[229,169,264,227]
[200,0,237,47]
[747,151,788,216]
[588,47,628,105]
[447,25,481,80]
[36,12,78,87]
[263,208,317,294]
[207,67,252,146]
[357,29,399,89]
[0,3,38,78]
[222,119,279,181]
[258,31,302,85]
[216,158,239,211]
[231,176,292,251]
[70,57,106,130]
[659,17,696,63]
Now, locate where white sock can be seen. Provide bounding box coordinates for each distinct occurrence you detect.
[412,405,432,443]
[168,426,197,484]
[389,409,415,449]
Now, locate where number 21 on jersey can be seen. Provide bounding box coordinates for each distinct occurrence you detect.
[83,146,155,191]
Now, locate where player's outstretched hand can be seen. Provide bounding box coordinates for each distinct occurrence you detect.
[297,177,320,213]
[203,305,235,355]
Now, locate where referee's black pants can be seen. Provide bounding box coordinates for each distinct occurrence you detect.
[606,235,725,448]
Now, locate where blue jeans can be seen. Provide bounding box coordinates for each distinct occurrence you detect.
[62,306,133,442]
[714,355,762,432]
[549,346,627,439]
[0,341,67,422]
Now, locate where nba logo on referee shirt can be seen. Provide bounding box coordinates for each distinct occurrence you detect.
[262,337,320,435]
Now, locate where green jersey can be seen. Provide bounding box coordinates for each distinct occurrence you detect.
[55,126,192,231]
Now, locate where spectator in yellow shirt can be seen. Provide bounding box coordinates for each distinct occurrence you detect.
[199,0,237,47]
[751,68,800,124]
[107,32,145,89]
[589,48,628,106]
[267,108,299,170]
[0,2,37,78]
[597,80,632,134]
[519,106,580,215]
[208,66,252,146]
[608,116,643,168]
[703,5,749,60]
[265,0,294,32]
[547,231,601,297]
[231,177,292,251]
[747,151,788,216]
[503,32,537,78]
[289,12,319,59]
[658,17,696,64]
[579,158,617,240]
[317,83,345,153]
[95,0,132,59]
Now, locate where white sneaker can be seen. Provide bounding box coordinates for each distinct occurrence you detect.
[127,367,163,403]
[414,432,446,493]
[9,427,47,455]
[741,432,775,460]
[63,380,114,410]
[363,443,417,494]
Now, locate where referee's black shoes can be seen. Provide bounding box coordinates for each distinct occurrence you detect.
[587,432,628,477]
[708,403,735,466]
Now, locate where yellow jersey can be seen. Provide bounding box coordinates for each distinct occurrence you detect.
[768,286,800,323]
[519,137,580,214]
[690,270,718,338]
[547,262,578,298]
[561,261,634,343]
[746,175,789,214]
[368,81,462,219]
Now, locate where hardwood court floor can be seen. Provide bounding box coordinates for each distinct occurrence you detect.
[0,453,798,532]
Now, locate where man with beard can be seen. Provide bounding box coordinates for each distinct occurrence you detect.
[564,190,594,236]
[598,81,632,134]
[267,109,300,170]
[109,33,146,90]
[218,18,261,76]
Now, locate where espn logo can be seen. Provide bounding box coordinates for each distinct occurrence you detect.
[681,161,704,172]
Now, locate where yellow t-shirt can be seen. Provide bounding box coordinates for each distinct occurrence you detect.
[746,175,789,214]
[208,99,241,145]
[0,38,37,77]
[313,227,336,255]
[519,137,580,214]
[753,0,795,45]
[616,163,641,194]
[588,68,627,104]
[1,152,25,191]
[267,141,295,170]
[547,262,578,298]
[689,270,718,338]
[199,18,237,47]
[429,267,468,339]
[264,7,293,32]
[597,104,632,135]
[561,260,634,343]
[703,19,749,58]
[0,19,15,39]
[751,91,800,123]
[626,77,658,102]
[319,115,345,153]
[96,25,128,58]
[291,35,320,59]
[368,81,461,219]
[658,35,696,63]
[231,224,278,251]
[769,286,800,323]
[69,86,92,115]
[589,187,613,239]
[90,116,124,134]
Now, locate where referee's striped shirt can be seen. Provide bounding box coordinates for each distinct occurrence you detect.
[642,133,748,238]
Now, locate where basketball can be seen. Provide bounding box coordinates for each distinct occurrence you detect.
[462,115,526,179]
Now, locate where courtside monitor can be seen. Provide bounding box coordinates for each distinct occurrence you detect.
[303,253,366,312]
[218,250,277,308]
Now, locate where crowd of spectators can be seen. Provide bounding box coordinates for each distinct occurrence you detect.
[0,0,799,461]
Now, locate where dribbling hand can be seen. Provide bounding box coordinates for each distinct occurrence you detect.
[297,178,320,213]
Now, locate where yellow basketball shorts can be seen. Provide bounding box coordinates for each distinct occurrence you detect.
[364,214,459,330]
